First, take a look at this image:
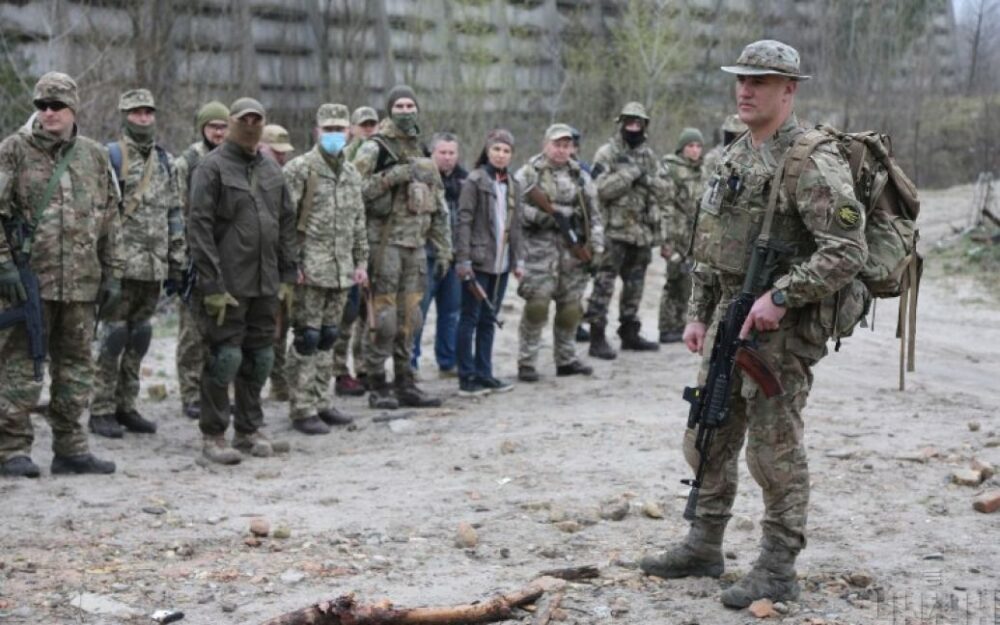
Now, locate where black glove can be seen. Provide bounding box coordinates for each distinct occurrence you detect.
[0,261,26,303]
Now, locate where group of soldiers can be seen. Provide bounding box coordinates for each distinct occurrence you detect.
[2,38,869,610]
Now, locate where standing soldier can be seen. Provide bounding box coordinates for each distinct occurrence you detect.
[283,103,368,435]
[173,100,229,420]
[514,123,604,382]
[0,72,122,477]
[187,97,298,464]
[353,85,452,410]
[583,102,665,359]
[638,40,868,609]
[88,89,184,438]
[332,105,380,397]
[657,127,704,344]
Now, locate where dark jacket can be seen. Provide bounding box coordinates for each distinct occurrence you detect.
[426,164,467,260]
[188,140,298,297]
[455,167,524,274]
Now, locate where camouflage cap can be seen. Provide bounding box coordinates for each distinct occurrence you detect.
[721,39,810,80]
[544,123,575,143]
[230,97,266,120]
[118,88,156,111]
[316,103,350,128]
[261,124,294,153]
[617,101,650,122]
[676,127,704,153]
[33,71,79,111]
[720,113,748,134]
[351,106,379,126]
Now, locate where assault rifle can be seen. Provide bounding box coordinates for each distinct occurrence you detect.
[464,277,503,329]
[525,186,591,263]
[0,224,47,382]
[679,236,792,521]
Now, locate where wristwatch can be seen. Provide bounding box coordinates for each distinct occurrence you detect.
[770,289,787,307]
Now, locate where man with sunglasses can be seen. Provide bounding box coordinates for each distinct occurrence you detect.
[0,71,123,478]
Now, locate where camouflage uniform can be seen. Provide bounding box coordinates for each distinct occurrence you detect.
[352,105,452,404]
[584,104,668,351]
[702,114,748,176]
[0,73,123,472]
[515,129,604,371]
[282,104,368,423]
[91,89,184,428]
[173,101,229,414]
[658,134,704,339]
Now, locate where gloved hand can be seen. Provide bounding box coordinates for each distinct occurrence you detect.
[434,259,452,282]
[619,162,643,184]
[0,260,26,303]
[97,275,122,314]
[383,162,412,187]
[204,291,239,326]
[278,283,295,314]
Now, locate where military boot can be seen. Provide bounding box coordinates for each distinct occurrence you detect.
[396,375,443,408]
[588,324,617,360]
[1,455,41,478]
[368,374,399,410]
[183,402,201,420]
[555,360,593,376]
[318,407,354,426]
[517,366,540,383]
[639,517,727,579]
[116,409,157,434]
[51,453,116,475]
[202,435,242,465]
[619,319,660,351]
[233,431,275,458]
[720,535,800,608]
[89,413,123,438]
[292,416,331,436]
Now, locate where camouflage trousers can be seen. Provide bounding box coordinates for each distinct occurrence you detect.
[0,300,94,462]
[584,239,652,328]
[517,236,589,368]
[176,300,207,407]
[197,295,278,436]
[682,292,818,552]
[287,285,348,420]
[91,279,160,415]
[363,244,425,380]
[332,286,364,377]
[270,311,290,396]
[658,257,692,335]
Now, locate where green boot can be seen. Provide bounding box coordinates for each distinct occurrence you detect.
[639,517,726,579]
[720,536,800,608]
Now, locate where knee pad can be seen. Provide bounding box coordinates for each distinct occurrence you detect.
[554,301,583,331]
[245,346,275,386]
[208,345,243,387]
[523,298,550,324]
[129,320,152,356]
[100,321,129,358]
[318,324,338,351]
[293,326,320,355]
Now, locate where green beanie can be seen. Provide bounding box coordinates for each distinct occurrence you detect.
[195,100,230,132]
[676,127,704,154]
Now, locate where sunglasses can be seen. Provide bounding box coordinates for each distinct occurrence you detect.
[34,100,69,112]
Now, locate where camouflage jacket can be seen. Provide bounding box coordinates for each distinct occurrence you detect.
[689,114,867,354]
[353,119,452,260]
[111,135,184,282]
[0,122,124,302]
[343,137,365,163]
[187,140,298,297]
[659,153,704,253]
[515,153,604,262]
[283,146,368,289]
[701,143,725,180]
[172,140,212,218]
[591,136,667,246]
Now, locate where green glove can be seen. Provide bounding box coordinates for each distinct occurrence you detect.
[204,291,239,326]
[98,275,122,314]
[0,261,26,303]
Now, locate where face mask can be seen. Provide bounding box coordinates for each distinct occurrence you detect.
[125,119,156,146]
[320,131,347,155]
[621,128,645,148]
[391,112,419,137]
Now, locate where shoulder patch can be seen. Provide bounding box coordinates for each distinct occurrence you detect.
[835,202,862,230]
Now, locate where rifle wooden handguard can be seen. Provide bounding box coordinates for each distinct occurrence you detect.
[734,345,784,398]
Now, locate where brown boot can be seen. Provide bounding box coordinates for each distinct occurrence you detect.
[639,517,727,579]
[233,431,275,458]
[202,435,242,465]
[720,535,800,608]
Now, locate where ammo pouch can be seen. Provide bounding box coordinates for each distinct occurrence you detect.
[407,180,435,215]
[365,193,393,219]
[795,278,871,348]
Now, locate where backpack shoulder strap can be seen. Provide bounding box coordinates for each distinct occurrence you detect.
[154,145,172,177]
[782,128,836,203]
[371,135,399,174]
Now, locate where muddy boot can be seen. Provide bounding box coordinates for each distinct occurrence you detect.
[1,455,41,478]
[639,517,727,579]
[51,453,116,475]
[588,324,617,360]
[619,319,659,351]
[202,435,242,465]
[116,409,157,434]
[396,375,443,408]
[720,536,800,608]
[89,413,123,439]
[368,374,399,410]
[233,430,274,458]
[517,366,540,383]
[318,407,354,426]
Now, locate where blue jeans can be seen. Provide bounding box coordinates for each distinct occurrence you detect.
[412,257,460,371]
[457,270,509,381]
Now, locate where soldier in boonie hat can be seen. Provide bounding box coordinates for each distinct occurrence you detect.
[721,39,811,80]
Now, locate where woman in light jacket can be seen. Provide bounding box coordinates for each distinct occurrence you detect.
[454,129,524,395]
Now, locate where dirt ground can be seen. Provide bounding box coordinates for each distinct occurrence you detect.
[2,183,998,625]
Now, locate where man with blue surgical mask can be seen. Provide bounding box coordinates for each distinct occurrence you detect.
[279,103,369,436]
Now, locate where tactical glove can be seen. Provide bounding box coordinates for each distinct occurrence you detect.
[0,261,26,303]
[204,292,239,326]
[97,276,122,314]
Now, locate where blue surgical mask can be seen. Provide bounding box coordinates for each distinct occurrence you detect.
[320,131,347,154]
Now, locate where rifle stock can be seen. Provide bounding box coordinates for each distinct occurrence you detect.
[465,277,503,329]
[526,186,591,263]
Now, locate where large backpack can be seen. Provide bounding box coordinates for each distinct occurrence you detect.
[783,125,921,390]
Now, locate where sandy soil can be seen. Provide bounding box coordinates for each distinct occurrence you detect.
[1,183,998,625]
